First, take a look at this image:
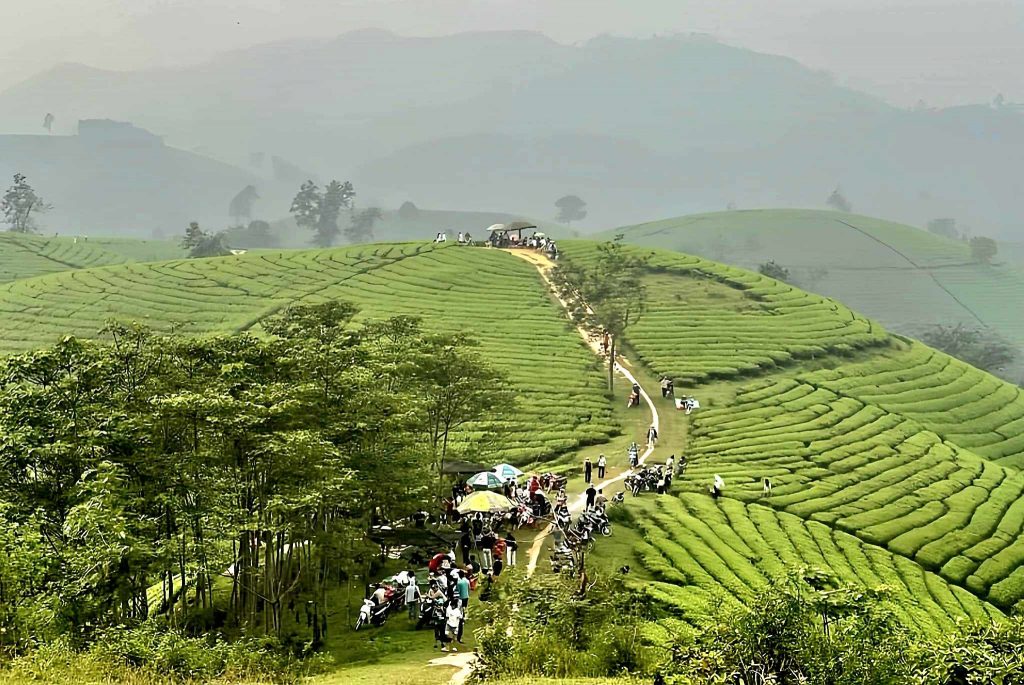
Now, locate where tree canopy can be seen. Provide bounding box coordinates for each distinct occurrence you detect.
[2,173,51,233]
[551,237,648,390]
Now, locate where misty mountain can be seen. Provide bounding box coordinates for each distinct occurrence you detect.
[1,30,1022,237]
[0,123,288,237]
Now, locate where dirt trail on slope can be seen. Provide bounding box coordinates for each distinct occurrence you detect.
[507,250,660,576]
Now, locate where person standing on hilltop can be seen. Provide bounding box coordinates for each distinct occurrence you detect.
[597,454,607,479]
[584,456,593,483]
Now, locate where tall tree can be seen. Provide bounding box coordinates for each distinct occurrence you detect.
[826,187,853,213]
[555,195,588,225]
[290,180,321,236]
[2,174,51,233]
[228,185,259,225]
[346,207,382,244]
[315,180,355,248]
[551,237,648,391]
[412,335,512,495]
[290,180,356,248]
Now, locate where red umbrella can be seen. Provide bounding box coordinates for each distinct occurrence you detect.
[428,553,449,573]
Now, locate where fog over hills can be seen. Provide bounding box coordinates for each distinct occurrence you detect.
[1,30,1021,238]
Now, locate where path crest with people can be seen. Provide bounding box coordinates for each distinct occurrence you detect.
[507,250,661,576]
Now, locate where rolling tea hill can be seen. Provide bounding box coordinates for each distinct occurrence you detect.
[3,238,1024,634]
[555,241,1024,624]
[604,209,1024,381]
[0,232,181,283]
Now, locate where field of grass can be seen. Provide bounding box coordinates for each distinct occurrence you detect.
[0,232,181,283]
[0,243,615,465]
[602,209,1024,381]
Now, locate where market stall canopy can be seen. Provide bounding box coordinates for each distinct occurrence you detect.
[467,471,504,490]
[442,459,489,475]
[456,491,516,514]
[493,464,524,482]
[487,223,507,232]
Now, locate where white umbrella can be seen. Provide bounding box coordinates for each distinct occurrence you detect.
[493,463,524,482]
[467,471,504,490]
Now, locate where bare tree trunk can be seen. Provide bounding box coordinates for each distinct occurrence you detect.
[607,339,616,391]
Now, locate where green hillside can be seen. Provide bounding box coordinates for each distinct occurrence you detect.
[0,232,181,283]
[603,209,1024,381]
[0,242,615,465]
[549,241,1024,624]
[3,239,1024,683]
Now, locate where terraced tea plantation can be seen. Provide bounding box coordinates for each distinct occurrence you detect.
[633,495,1004,632]
[563,241,889,385]
[549,241,1024,627]
[0,242,615,465]
[0,232,181,283]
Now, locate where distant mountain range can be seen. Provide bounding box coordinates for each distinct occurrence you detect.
[1,30,1021,238]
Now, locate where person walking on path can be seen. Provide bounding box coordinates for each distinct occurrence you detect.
[597,454,607,479]
[648,424,659,446]
[504,532,518,567]
[443,599,463,652]
[405,576,421,620]
[584,456,593,483]
[585,484,597,510]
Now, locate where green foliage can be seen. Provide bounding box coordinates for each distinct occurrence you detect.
[919,323,1017,373]
[912,615,1024,684]
[181,221,231,258]
[474,573,660,680]
[290,180,356,248]
[553,237,648,389]
[970,236,998,264]
[1,173,51,233]
[0,305,508,651]
[668,574,914,685]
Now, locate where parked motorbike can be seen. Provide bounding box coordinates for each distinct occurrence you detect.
[355,598,390,631]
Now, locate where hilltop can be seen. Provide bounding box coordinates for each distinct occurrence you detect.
[3,31,1022,235]
[605,209,1024,381]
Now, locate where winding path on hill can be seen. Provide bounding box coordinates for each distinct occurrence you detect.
[508,250,661,577]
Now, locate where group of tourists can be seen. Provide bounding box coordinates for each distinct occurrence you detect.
[433,232,474,244]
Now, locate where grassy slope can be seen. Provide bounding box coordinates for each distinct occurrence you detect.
[0,242,615,466]
[0,232,182,283]
[601,209,1024,380]
[555,243,1024,626]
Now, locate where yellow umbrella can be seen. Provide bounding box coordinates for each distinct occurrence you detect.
[456,491,516,514]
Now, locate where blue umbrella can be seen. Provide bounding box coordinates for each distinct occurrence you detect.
[493,464,524,482]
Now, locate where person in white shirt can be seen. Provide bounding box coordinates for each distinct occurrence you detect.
[597,454,607,479]
[405,578,421,620]
[443,599,463,652]
[457,232,464,243]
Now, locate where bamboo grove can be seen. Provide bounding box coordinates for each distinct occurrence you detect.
[0,302,509,652]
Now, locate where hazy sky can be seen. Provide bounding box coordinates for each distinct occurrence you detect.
[1,0,1021,106]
